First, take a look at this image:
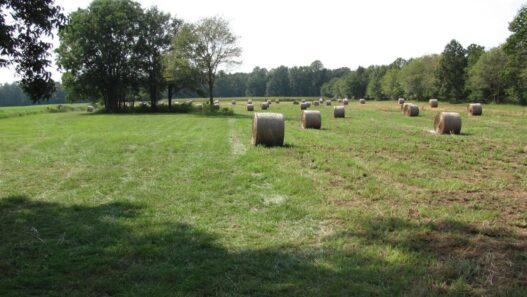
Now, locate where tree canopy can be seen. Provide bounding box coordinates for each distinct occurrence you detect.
[0,0,66,101]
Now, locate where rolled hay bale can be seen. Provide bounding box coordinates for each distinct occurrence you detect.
[359,98,366,104]
[468,103,482,116]
[401,102,411,113]
[326,100,332,106]
[334,106,345,118]
[275,99,280,104]
[261,102,269,110]
[398,98,405,105]
[252,112,285,146]
[247,104,254,111]
[300,102,309,110]
[434,112,462,134]
[338,99,342,103]
[266,99,272,105]
[429,99,438,108]
[293,100,299,105]
[313,100,320,106]
[232,100,236,105]
[343,98,349,105]
[248,99,253,104]
[403,103,419,117]
[306,102,311,107]
[212,103,220,110]
[86,106,95,112]
[301,110,322,129]
[319,98,324,103]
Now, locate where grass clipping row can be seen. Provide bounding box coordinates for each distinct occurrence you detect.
[252,112,285,146]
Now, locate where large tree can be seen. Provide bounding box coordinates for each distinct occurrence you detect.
[399,55,440,100]
[137,7,181,109]
[0,0,66,101]
[56,0,144,112]
[172,17,241,107]
[437,39,467,101]
[503,5,527,105]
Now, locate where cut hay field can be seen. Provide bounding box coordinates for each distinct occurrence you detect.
[0,99,526,296]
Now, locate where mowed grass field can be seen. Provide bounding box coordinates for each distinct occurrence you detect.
[0,99,526,296]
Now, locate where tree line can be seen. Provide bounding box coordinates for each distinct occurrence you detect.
[2,0,527,109]
[0,82,67,106]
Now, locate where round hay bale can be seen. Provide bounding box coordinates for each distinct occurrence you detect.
[334,106,345,118]
[401,102,411,113]
[232,100,236,105]
[266,99,271,105]
[434,112,462,134]
[429,99,438,108]
[359,99,366,104]
[343,98,349,105]
[313,100,320,106]
[293,100,299,105]
[248,99,253,104]
[301,110,322,129]
[252,112,285,146]
[275,99,280,104]
[247,104,254,111]
[306,102,311,107]
[398,98,405,104]
[338,99,342,103]
[213,103,220,110]
[319,98,324,103]
[326,100,332,106]
[403,103,419,117]
[86,106,95,112]
[300,102,309,110]
[261,102,269,110]
[468,103,482,116]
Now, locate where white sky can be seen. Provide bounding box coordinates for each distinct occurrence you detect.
[0,0,524,83]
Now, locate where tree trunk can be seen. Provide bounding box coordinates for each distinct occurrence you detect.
[208,70,214,107]
[168,84,173,111]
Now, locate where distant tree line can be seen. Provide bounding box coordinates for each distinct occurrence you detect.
[2,0,527,108]
[0,82,67,106]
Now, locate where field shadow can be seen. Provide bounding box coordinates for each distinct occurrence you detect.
[326,216,527,296]
[1,196,525,296]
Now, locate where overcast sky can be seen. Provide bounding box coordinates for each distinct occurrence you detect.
[0,0,525,83]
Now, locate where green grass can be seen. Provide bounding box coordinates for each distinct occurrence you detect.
[0,103,89,119]
[0,99,526,296]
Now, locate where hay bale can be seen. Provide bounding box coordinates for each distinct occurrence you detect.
[252,112,285,146]
[301,110,322,129]
[247,104,254,111]
[398,98,405,104]
[261,102,269,110]
[401,102,411,113]
[403,103,419,116]
[359,98,366,104]
[468,103,482,116]
[313,100,320,106]
[300,102,309,110]
[86,106,95,112]
[319,98,324,103]
[293,100,299,105]
[338,99,342,103]
[232,100,236,105]
[429,99,438,108]
[343,98,349,105]
[334,106,345,118]
[248,99,253,104]
[306,102,311,107]
[212,103,220,110]
[326,100,332,106]
[275,99,280,104]
[434,112,462,134]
